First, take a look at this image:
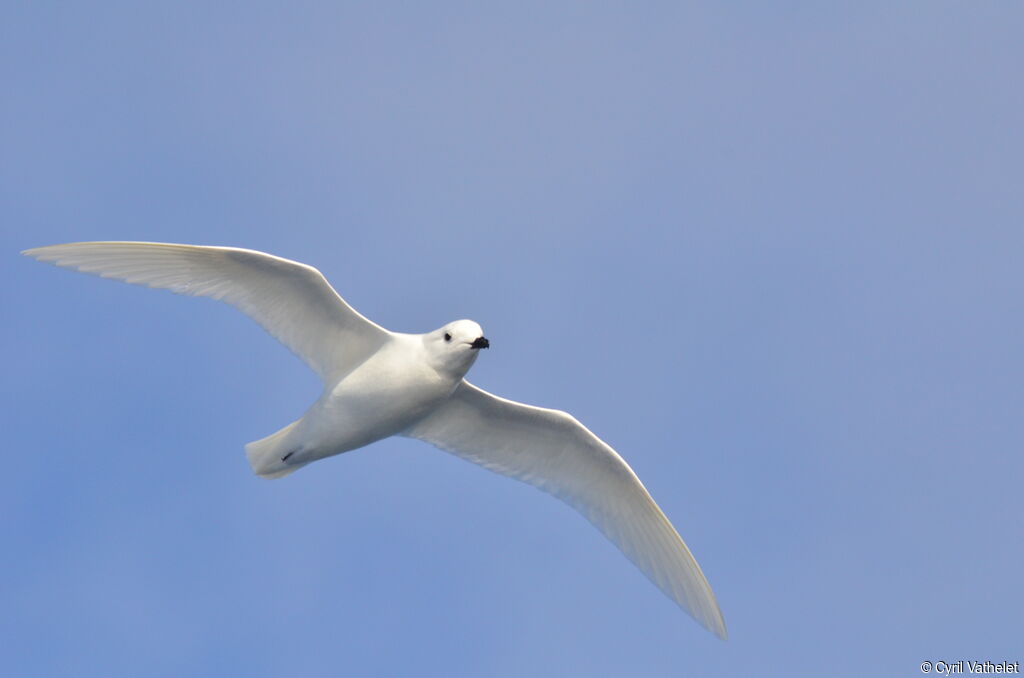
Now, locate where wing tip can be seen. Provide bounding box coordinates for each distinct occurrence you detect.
[688,598,727,640]
[709,614,728,641]
[700,591,729,640]
[21,245,72,264]
[669,575,727,639]
[22,242,90,262]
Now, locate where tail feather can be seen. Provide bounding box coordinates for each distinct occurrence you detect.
[246,421,302,479]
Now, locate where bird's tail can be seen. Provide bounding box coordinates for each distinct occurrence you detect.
[245,420,302,479]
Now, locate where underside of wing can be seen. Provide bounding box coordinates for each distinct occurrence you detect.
[404,381,727,639]
[23,241,391,381]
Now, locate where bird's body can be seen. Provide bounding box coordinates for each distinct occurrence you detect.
[251,328,479,478]
[24,241,727,639]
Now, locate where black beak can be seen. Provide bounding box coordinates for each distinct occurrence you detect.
[470,336,490,349]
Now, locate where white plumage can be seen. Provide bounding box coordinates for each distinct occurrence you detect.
[24,241,727,639]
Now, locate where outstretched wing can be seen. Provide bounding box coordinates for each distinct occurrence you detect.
[23,241,391,381]
[404,380,727,639]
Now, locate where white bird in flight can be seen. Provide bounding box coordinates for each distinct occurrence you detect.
[24,241,726,639]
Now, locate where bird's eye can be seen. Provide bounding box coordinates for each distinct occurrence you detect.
[444,332,452,342]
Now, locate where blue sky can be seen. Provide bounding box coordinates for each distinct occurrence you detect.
[3,2,1022,676]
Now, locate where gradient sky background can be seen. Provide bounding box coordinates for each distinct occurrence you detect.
[3,3,1022,676]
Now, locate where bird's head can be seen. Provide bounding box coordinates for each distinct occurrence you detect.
[425,319,489,377]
